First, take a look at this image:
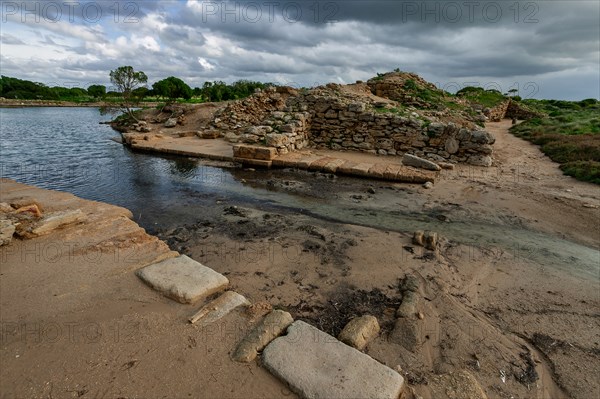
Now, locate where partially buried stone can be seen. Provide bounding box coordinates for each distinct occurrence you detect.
[232,310,294,362]
[412,231,424,246]
[338,315,380,350]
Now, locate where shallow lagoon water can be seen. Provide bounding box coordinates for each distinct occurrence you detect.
[1,107,598,279]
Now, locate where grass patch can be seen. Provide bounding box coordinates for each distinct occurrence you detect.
[457,86,507,108]
[510,99,600,184]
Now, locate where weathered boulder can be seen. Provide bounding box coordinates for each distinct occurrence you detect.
[412,230,424,246]
[467,155,493,167]
[0,218,16,246]
[338,315,380,350]
[28,209,85,236]
[164,118,178,128]
[470,130,495,145]
[445,138,459,154]
[396,291,418,318]
[424,231,438,250]
[428,370,488,399]
[0,203,14,213]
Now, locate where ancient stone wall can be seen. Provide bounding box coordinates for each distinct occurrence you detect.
[484,100,511,122]
[505,100,544,120]
[212,86,496,166]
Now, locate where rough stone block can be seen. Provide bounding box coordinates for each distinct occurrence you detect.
[1,218,15,246]
[322,159,346,173]
[232,310,293,362]
[396,291,418,318]
[368,164,388,179]
[262,321,404,399]
[402,153,442,171]
[338,315,380,350]
[188,291,249,325]
[390,318,422,351]
[30,209,86,236]
[336,161,359,175]
[136,255,229,304]
[233,145,277,161]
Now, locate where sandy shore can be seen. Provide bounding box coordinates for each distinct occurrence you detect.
[1,120,599,398]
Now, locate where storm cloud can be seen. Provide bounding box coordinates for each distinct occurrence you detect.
[1,0,598,99]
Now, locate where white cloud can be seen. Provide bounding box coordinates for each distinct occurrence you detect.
[0,0,597,99]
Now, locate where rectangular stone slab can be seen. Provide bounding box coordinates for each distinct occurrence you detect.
[262,321,404,399]
[136,255,229,304]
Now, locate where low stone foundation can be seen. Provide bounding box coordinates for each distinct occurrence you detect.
[212,82,496,167]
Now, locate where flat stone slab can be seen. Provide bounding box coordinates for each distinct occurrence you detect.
[30,209,86,236]
[188,291,249,325]
[262,321,404,399]
[136,255,229,304]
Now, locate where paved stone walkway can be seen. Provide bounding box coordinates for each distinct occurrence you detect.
[129,136,437,183]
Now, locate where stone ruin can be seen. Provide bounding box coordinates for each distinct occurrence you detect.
[209,73,500,167]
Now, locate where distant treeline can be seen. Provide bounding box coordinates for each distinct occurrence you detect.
[0,75,274,103]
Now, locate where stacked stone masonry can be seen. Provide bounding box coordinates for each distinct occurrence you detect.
[212,85,496,167]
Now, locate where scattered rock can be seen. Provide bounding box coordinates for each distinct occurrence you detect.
[136,255,229,304]
[412,231,424,246]
[390,318,422,351]
[438,162,455,170]
[428,370,488,399]
[423,181,434,189]
[0,203,14,213]
[467,155,493,167]
[338,315,380,351]
[164,118,178,128]
[445,138,459,154]
[262,321,405,399]
[400,274,420,293]
[0,218,16,246]
[9,198,43,212]
[424,231,438,250]
[14,204,42,217]
[188,291,249,325]
[402,154,442,171]
[27,209,85,237]
[396,291,418,318]
[232,309,293,362]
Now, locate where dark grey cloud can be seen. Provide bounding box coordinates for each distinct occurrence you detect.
[0,0,598,99]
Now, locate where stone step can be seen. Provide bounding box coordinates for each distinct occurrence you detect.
[188,291,249,325]
[136,255,229,304]
[262,321,404,399]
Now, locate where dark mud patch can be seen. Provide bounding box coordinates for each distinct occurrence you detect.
[284,285,402,337]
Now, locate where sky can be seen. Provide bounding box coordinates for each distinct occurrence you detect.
[1,0,599,100]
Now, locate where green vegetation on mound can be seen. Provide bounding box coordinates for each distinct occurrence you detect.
[456,86,507,108]
[510,99,600,184]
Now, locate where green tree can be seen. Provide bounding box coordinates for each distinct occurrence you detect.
[109,66,148,119]
[88,84,106,98]
[152,76,192,103]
